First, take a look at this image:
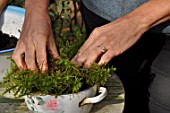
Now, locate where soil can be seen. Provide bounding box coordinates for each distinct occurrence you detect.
[0,31,18,51]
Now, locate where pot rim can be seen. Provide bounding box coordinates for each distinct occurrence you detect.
[25,85,98,97]
[59,85,97,96]
[0,48,14,54]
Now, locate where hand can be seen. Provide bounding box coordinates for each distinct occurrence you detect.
[71,0,170,68]
[71,15,146,67]
[12,6,60,71]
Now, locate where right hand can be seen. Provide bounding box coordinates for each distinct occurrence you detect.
[12,6,60,72]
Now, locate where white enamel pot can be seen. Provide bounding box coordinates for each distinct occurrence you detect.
[0,6,25,82]
[24,85,107,113]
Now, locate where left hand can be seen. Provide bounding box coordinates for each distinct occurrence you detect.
[71,15,146,67]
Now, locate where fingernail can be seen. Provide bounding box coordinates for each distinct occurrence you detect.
[42,65,48,73]
[98,61,104,65]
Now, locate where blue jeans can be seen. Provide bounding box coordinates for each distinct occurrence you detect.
[81,2,170,113]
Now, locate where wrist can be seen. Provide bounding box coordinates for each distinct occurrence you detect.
[25,0,49,10]
[121,12,149,35]
[125,0,170,33]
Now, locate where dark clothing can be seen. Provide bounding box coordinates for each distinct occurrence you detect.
[81,2,170,113]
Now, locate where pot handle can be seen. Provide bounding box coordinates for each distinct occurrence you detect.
[80,87,107,106]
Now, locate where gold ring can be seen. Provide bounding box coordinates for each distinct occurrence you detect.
[100,46,106,53]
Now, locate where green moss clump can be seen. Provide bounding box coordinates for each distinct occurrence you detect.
[2,59,115,97]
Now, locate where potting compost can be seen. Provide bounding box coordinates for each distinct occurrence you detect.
[0,31,18,51]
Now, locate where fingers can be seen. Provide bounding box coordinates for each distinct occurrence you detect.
[83,49,103,67]
[25,42,37,71]
[34,35,48,72]
[13,34,60,72]
[98,50,114,65]
[12,50,27,70]
[72,50,114,68]
[72,46,107,67]
[47,33,61,60]
[12,40,27,70]
[13,36,48,72]
[71,32,99,67]
[71,52,87,67]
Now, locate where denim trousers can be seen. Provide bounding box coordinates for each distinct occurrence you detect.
[81,2,170,113]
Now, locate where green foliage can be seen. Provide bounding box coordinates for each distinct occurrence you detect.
[3,59,115,98]
[2,0,116,98]
[48,0,85,59]
[9,0,25,7]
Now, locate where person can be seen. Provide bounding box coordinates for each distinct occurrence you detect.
[12,0,170,113]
